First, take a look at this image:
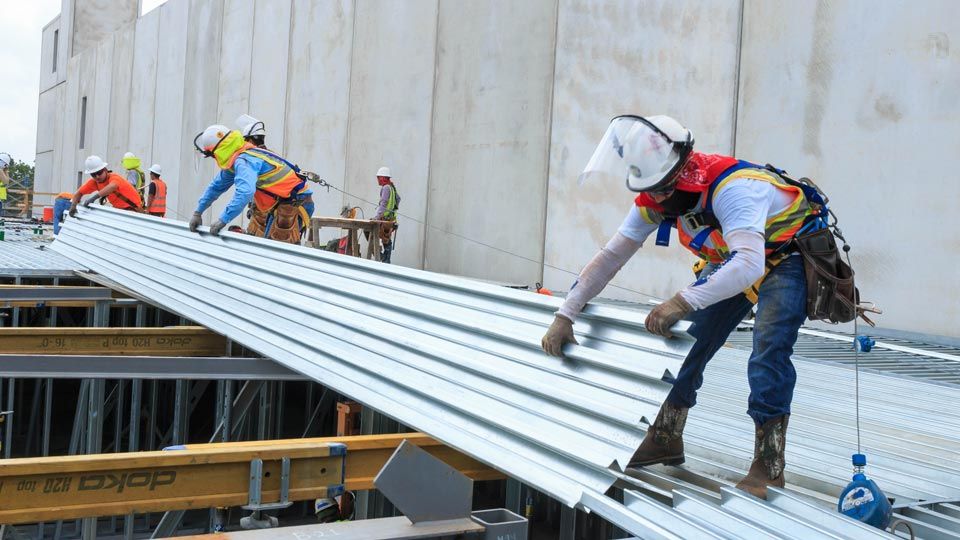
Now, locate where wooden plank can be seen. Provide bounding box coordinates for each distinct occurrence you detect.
[0,434,502,524]
[0,327,227,356]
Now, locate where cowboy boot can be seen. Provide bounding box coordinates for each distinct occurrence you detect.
[735,415,789,499]
[627,401,688,468]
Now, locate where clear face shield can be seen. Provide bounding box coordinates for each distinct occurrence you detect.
[578,115,693,193]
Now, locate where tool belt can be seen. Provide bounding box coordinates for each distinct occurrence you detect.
[378,220,397,245]
[247,199,306,245]
[793,227,858,323]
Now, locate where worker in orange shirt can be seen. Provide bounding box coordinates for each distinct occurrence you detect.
[69,155,144,217]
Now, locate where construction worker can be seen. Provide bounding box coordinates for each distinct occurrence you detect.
[69,155,144,217]
[541,115,816,499]
[0,152,10,217]
[234,114,316,226]
[373,166,400,263]
[236,114,267,149]
[122,152,147,196]
[189,124,313,243]
[146,164,167,217]
[53,192,73,234]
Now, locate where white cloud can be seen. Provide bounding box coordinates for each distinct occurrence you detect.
[0,0,62,165]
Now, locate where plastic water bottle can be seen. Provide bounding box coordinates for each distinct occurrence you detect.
[838,454,891,529]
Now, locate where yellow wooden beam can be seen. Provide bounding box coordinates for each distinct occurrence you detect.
[0,434,502,524]
[0,327,227,356]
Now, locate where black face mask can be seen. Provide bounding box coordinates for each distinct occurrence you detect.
[658,189,701,216]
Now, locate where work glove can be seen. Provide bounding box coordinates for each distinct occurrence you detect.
[68,203,78,218]
[541,314,578,357]
[82,195,99,208]
[188,212,203,233]
[208,219,226,236]
[645,293,694,338]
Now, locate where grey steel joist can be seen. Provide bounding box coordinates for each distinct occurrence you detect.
[0,355,304,380]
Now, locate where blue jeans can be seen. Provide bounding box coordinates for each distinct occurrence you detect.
[665,255,807,426]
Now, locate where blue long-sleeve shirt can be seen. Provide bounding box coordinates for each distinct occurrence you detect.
[196,152,313,224]
[195,154,260,223]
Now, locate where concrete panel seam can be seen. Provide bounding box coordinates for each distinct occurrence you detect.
[420,0,443,270]
[281,0,296,157]
[537,0,561,285]
[731,0,746,156]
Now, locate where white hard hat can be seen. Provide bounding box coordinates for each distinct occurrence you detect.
[83,155,108,175]
[236,114,265,138]
[376,166,391,178]
[0,152,10,168]
[193,124,231,155]
[123,152,135,160]
[148,164,162,176]
[579,115,694,193]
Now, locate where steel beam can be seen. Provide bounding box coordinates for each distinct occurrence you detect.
[0,286,117,302]
[0,355,305,380]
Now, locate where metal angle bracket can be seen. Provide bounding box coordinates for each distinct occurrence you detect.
[243,457,294,512]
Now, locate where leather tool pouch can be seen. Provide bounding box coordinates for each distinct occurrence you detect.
[794,228,858,323]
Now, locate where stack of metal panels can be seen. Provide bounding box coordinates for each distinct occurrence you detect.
[53,207,960,539]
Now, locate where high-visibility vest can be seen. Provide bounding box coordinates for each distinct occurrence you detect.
[148,179,167,215]
[635,162,815,264]
[382,184,399,221]
[223,146,306,211]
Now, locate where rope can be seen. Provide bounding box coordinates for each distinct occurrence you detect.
[316,180,662,300]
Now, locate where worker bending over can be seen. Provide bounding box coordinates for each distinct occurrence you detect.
[374,166,400,263]
[542,115,815,499]
[189,124,314,243]
[69,156,144,217]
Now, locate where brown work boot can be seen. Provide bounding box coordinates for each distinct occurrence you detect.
[735,415,789,499]
[627,402,688,468]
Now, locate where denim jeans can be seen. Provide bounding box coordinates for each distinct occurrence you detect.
[665,254,807,426]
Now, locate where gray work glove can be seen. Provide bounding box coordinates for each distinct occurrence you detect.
[82,195,100,208]
[188,212,203,233]
[68,203,78,218]
[209,220,226,236]
[541,314,578,357]
[645,293,693,338]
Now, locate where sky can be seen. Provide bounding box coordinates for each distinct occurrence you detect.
[0,0,168,166]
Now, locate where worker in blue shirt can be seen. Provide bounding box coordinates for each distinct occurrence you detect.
[189,124,314,243]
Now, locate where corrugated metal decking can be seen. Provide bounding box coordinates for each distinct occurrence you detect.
[52,208,960,539]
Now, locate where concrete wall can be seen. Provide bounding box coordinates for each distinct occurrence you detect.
[70,0,139,58]
[36,0,960,338]
[343,0,438,269]
[735,0,960,336]
[542,0,742,301]
[425,0,557,282]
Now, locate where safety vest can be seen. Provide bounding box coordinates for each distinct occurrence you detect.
[382,184,399,221]
[0,183,6,201]
[148,179,167,215]
[222,144,306,211]
[126,169,145,192]
[635,162,815,265]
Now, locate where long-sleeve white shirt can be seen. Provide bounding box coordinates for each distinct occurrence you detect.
[557,178,793,321]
